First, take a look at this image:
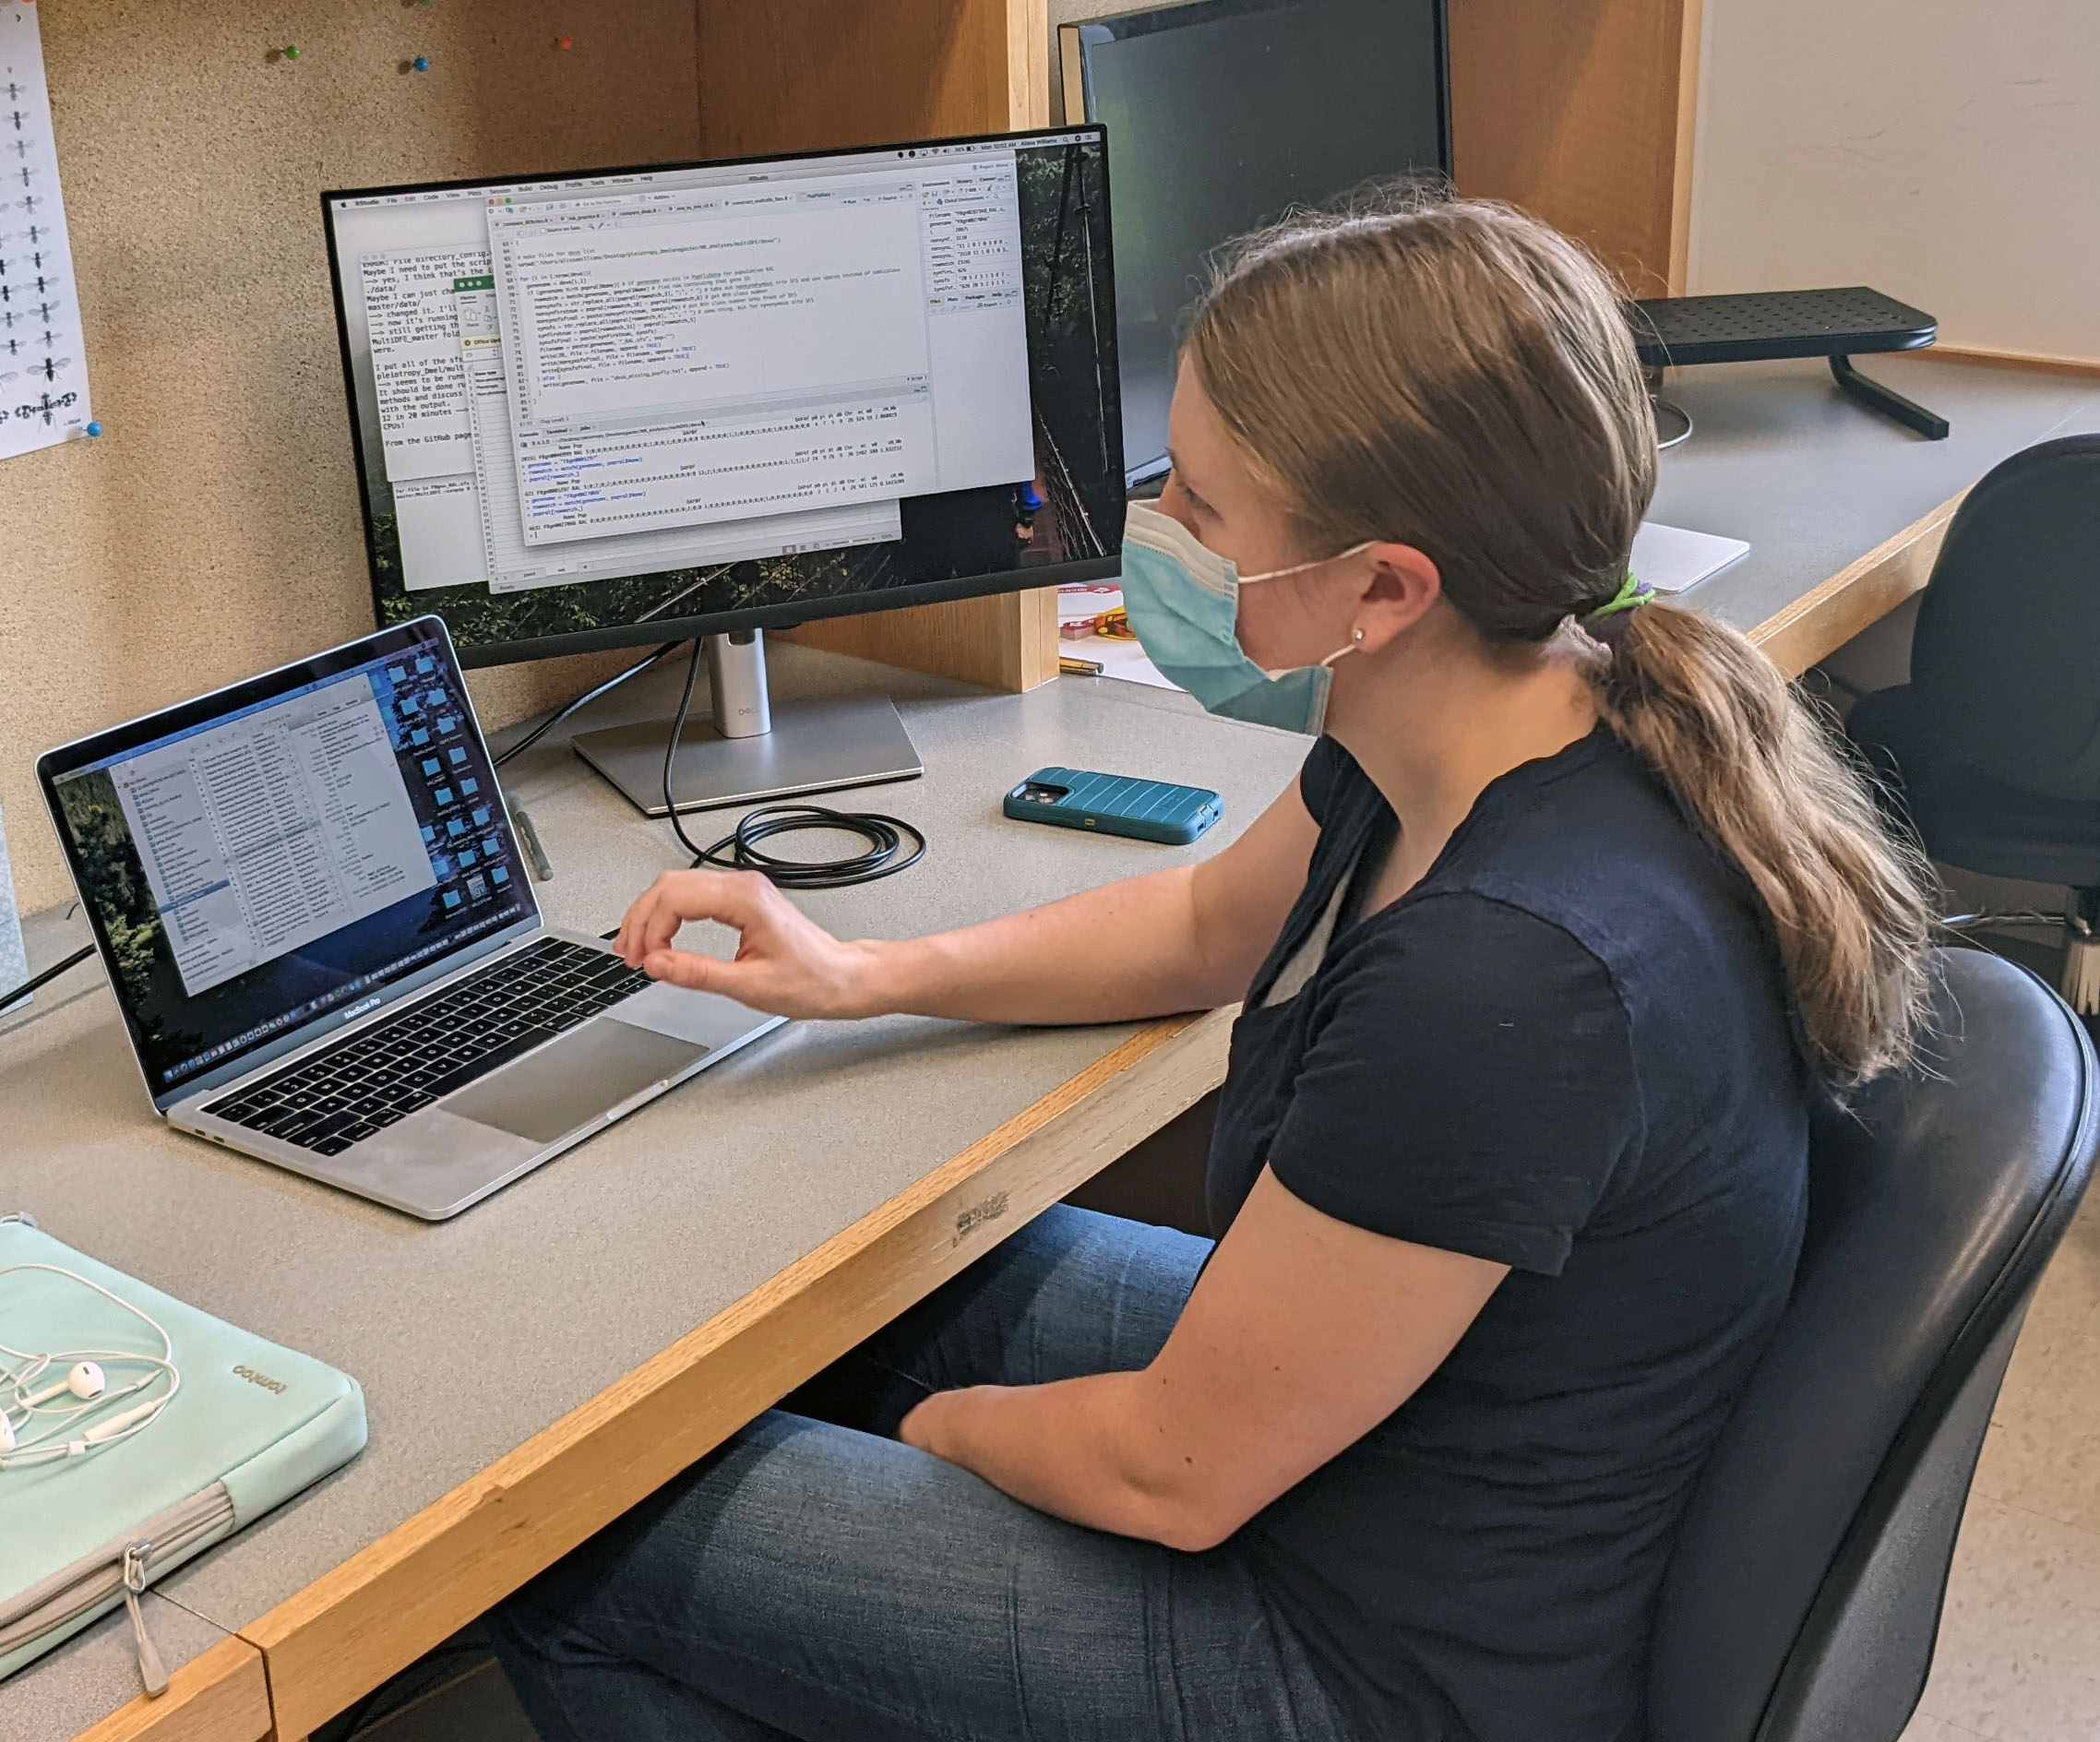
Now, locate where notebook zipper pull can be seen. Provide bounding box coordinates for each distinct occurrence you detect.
[121,1542,170,1698]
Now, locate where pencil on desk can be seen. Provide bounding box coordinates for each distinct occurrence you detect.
[512,805,555,880]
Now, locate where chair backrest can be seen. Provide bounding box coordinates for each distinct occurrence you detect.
[1907,434,2100,799]
[1648,947,2097,1742]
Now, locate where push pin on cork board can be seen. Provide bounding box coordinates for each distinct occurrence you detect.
[404,54,431,73]
[272,44,300,63]
[555,35,574,51]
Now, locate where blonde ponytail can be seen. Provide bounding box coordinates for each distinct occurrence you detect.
[1593,604,1932,1085]
[1187,189,1935,1087]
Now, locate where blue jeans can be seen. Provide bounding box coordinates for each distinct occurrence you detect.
[488,1205,1354,1742]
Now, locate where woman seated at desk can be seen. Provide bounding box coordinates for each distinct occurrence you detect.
[489,195,1934,1742]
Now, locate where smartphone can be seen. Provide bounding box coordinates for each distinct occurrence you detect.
[1003,767,1224,845]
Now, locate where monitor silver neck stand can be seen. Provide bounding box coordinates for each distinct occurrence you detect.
[569,630,925,819]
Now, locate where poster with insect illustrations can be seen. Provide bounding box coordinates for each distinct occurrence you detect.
[0,4,90,460]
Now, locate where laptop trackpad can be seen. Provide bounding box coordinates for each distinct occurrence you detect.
[445,1020,708,1146]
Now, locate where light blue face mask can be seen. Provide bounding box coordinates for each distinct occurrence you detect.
[1118,502,1371,735]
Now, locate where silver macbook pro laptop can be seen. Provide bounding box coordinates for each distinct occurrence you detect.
[37,615,782,1219]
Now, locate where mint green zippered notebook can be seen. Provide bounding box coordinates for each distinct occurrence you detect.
[0,1214,366,1695]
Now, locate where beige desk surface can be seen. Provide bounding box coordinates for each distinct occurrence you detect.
[9,355,2097,1742]
[1653,354,2099,674]
[4,650,1308,1740]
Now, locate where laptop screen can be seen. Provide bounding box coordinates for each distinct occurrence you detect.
[40,618,536,1099]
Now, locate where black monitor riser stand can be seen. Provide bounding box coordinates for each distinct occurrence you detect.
[1629,289,1951,448]
[1645,354,1948,453]
[1826,354,1951,440]
[569,629,925,818]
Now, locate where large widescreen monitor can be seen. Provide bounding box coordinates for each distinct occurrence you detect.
[323,126,1121,670]
[1063,0,1449,484]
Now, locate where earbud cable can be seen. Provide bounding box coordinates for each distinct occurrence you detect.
[0,1264,180,1465]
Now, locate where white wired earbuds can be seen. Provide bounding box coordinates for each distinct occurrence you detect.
[0,1264,180,1469]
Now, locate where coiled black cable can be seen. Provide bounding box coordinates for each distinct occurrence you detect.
[687,804,925,889]
[662,639,925,888]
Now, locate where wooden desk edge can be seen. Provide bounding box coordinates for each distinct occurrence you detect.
[70,1636,270,1742]
[1748,486,1965,677]
[240,1008,1236,1737]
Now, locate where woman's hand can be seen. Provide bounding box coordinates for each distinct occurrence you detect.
[897,1387,972,1461]
[614,870,888,1020]
[898,1385,1015,1462]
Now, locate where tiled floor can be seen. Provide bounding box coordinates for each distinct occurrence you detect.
[1898,1178,2100,1741]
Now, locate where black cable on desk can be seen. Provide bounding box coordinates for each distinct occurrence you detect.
[0,943,97,1017]
[493,638,682,769]
[662,639,925,889]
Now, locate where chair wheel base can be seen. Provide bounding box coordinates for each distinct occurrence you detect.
[2062,926,2100,1014]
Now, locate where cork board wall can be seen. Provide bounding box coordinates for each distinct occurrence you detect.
[0,0,703,911]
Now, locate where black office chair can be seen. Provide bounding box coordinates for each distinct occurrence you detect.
[1647,946,2097,1742]
[1845,435,2100,1010]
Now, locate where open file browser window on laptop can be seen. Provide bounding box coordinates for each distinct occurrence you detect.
[36,616,782,1220]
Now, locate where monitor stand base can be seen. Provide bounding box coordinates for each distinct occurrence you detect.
[570,630,923,817]
[573,693,924,818]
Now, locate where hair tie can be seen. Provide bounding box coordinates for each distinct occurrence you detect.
[1583,571,1654,648]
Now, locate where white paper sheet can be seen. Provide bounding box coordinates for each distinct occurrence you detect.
[0,5,91,459]
[1630,520,1751,594]
[1057,584,1178,690]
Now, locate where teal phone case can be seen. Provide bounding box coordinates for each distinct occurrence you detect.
[1004,767,1223,845]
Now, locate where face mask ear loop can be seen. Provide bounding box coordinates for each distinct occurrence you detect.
[1264,626,1366,684]
[1315,625,1369,671]
[1238,541,1377,588]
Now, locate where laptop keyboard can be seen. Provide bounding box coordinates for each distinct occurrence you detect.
[201,937,654,1156]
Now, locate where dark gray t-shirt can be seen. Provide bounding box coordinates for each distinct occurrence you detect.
[1209,730,1809,1742]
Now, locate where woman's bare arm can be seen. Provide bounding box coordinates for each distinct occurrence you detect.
[898,1167,1508,1550]
[614,776,1319,1026]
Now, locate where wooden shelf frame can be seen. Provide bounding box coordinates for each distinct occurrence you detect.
[699,0,1067,695]
[1450,0,1704,299]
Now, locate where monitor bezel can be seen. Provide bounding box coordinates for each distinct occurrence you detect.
[1064,0,1452,174]
[321,124,1122,672]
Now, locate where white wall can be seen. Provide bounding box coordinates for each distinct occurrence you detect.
[1689,0,2100,364]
